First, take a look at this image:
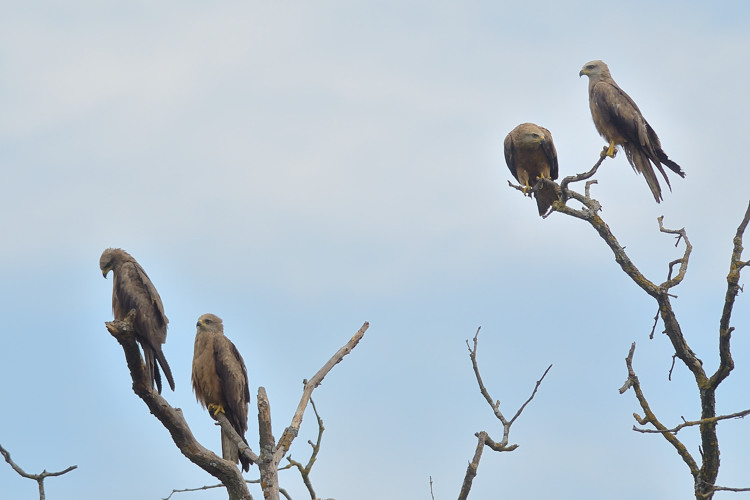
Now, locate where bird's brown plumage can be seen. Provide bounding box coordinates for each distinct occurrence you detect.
[192,313,251,472]
[504,122,559,216]
[579,60,685,202]
[100,248,175,393]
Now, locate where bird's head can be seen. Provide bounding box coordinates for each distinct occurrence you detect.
[579,60,609,79]
[197,313,224,332]
[99,248,132,278]
[99,248,117,278]
[527,131,546,145]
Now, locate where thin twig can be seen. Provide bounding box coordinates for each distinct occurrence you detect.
[284,392,325,499]
[711,486,750,493]
[649,308,660,340]
[619,343,699,476]
[633,408,750,435]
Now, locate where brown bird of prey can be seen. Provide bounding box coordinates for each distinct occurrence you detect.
[579,60,685,202]
[504,122,559,216]
[100,248,175,393]
[192,313,251,472]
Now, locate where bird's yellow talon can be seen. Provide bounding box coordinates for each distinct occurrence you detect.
[208,403,226,416]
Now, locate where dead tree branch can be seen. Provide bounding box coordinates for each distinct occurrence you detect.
[457,431,488,500]
[534,157,750,499]
[712,200,750,391]
[106,315,253,500]
[257,322,369,500]
[163,481,292,500]
[0,444,77,500]
[457,327,552,499]
[108,312,368,500]
[282,394,324,499]
[619,343,699,476]
[633,408,750,435]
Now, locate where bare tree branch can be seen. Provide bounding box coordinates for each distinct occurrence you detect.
[711,485,750,493]
[619,343,699,476]
[163,483,227,500]
[257,322,369,500]
[110,318,368,500]
[0,443,77,500]
[162,480,292,500]
[533,160,750,499]
[283,393,325,499]
[457,431,488,500]
[457,327,551,498]
[633,408,750,435]
[711,200,750,391]
[657,216,692,291]
[106,315,253,500]
[466,327,552,450]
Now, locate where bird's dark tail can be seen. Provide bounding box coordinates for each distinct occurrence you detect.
[647,122,685,178]
[657,152,685,178]
[143,348,162,394]
[154,347,176,392]
[533,179,558,216]
[624,145,663,203]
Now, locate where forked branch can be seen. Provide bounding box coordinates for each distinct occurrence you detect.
[458,327,551,499]
[257,322,369,500]
[0,444,77,500]
[107,313,369,500]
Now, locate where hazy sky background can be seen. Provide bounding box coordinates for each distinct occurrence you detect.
[2,2,750,499]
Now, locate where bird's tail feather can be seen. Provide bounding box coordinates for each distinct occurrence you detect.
[647,122,685,178]
[533,179,557,216]
[624,145,663,203]
[657,152,685,178]
[143,348,162,394]
[154,347,175,392]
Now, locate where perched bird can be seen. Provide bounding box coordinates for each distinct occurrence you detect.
[192,313,251,472]
[504,122,559,216]
[100,248,175,393]
[579,60,685,202]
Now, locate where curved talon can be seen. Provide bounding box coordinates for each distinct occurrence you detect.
[208,403,226,416]
[604,141,617,158]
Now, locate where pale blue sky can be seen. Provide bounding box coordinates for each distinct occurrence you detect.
[2,2,750,499]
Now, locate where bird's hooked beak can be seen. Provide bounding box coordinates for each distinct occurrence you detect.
[579,69,585,77]
[196,319,204,327]
[101,268,111,279]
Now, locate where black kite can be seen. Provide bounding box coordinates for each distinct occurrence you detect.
[579,60,685,202]
[100,248,175,393]
[504,122,559,216]
[191,313,251,472]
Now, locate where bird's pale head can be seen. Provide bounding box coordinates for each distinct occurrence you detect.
[515,123,547,147]
[197,313,224,333]
[579,60,609,79]
[99,247,129,278]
